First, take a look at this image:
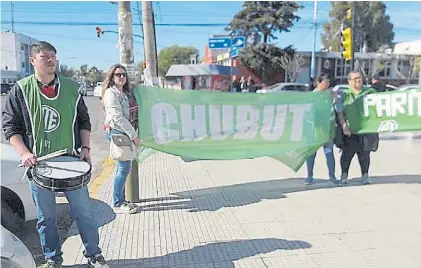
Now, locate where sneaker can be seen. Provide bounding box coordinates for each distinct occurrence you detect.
[39,260,62,268]
[305,177,313,185]
[113,201,138,214]
[88,254,109,268]
[340,173,348,185]
[329,177,340,185]
[361,174,371,185]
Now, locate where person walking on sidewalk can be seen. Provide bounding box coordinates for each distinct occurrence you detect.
[305,73,350,185]
[102,64,141,214]
[338,71,379,185]
[2,41,109,268]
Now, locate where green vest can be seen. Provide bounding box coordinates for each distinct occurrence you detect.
[342,87,376,132]
[17,75,81,157]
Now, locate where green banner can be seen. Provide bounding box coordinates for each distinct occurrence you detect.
[135,86,334,171]
[343,88,421,134]
[135,86,421,172]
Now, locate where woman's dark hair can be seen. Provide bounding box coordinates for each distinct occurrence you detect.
[316,73,329,84]
[101,64,130,107]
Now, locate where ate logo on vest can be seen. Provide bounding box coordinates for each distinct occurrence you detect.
[42,105,61,132]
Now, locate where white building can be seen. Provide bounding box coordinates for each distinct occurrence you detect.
[1,32,39,84]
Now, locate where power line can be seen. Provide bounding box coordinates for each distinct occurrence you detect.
[0,20,231,26]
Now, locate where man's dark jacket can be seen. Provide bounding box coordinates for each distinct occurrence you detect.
[371,81,387,92]
[2,81,91,154]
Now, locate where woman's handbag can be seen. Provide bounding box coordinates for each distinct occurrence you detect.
[109,133,138,161]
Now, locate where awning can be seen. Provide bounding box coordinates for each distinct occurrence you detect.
[165,64,240,77]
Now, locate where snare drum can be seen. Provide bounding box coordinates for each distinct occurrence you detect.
[31,155,92,192]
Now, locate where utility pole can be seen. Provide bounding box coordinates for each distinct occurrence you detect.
[350,1,356,70]
[118,1,139,203]
[10,1,14,33]
[310,0,318,80]
[135,1,146,61]
[142,1,158,83]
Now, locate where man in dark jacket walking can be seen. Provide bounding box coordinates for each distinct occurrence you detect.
[370,74,387,92]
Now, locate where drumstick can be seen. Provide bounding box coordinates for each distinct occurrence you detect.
[18,149,67,168]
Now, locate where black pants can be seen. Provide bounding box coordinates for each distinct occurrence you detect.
[340,148,371,175]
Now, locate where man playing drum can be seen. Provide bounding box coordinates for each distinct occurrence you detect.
[2,41,109,268]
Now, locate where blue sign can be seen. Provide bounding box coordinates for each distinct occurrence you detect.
[208,37,231,49]
[232,36,246,49]
[232,46,239,58]
[208,36,246,50]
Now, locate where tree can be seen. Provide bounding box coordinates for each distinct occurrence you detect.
[226,1,302,43]
[87,66,104,84]
[321,2,394,52]
[279,53,306,82]
[238,43,295,83]
[58,65,75,79]
[158,45,199,76]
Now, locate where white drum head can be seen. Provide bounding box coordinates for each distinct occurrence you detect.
[34,155,90,179]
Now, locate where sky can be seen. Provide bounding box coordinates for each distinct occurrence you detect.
[1,1,421,71]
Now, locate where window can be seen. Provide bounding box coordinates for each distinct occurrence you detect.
[335,59,351,78]
[2,78,6,84]
[283,85,296,91]
[22,62,25,68]
[8,78,12,83]
[21,45,24,50]
[5,66,8,70]
[295,85,308,92]
[378,61,391,77]
[396,59,409,76]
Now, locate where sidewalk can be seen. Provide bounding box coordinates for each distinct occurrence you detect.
[61,134,421,268]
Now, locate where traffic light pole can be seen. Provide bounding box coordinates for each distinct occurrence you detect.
[351,1,356,70]
[118,1,140,203]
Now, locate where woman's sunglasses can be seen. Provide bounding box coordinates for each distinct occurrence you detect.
[114,73,127,78]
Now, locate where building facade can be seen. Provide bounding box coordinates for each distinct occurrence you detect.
[1,32,39,84]
[294,51,419,86]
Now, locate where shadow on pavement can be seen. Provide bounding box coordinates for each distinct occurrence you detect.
[63,238,311,268]
[66,198,116,237]
[140,174,421,212]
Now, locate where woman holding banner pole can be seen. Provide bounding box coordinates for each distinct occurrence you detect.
[102,64,141,214]
[305,73,350,185]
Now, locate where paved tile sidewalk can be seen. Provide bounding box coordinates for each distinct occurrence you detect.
[62,135,421,267]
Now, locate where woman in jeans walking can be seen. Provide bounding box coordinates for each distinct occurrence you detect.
[305,73,350,185]
[102,64,141,214]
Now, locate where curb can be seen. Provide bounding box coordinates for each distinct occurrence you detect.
[88,157,115,198]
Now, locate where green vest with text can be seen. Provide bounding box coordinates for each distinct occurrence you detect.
[18,75,80,157]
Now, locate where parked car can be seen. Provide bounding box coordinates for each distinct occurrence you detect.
[331,84,397,95]
[78,84,88,96]
[1,83,14,95]
[1,225,36,268]
[397,84,421,91]
[93,82,103,98]
[256,83,309,93]
[1,134,37,233]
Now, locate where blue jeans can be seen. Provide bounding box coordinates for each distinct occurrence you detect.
[105,129,133,207]
[306,139,336,180]
[30,181,100,263]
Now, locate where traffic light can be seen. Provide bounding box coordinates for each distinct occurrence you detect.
[346,8,352,20]
[341,27,352,61]
[96,27,102,38]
